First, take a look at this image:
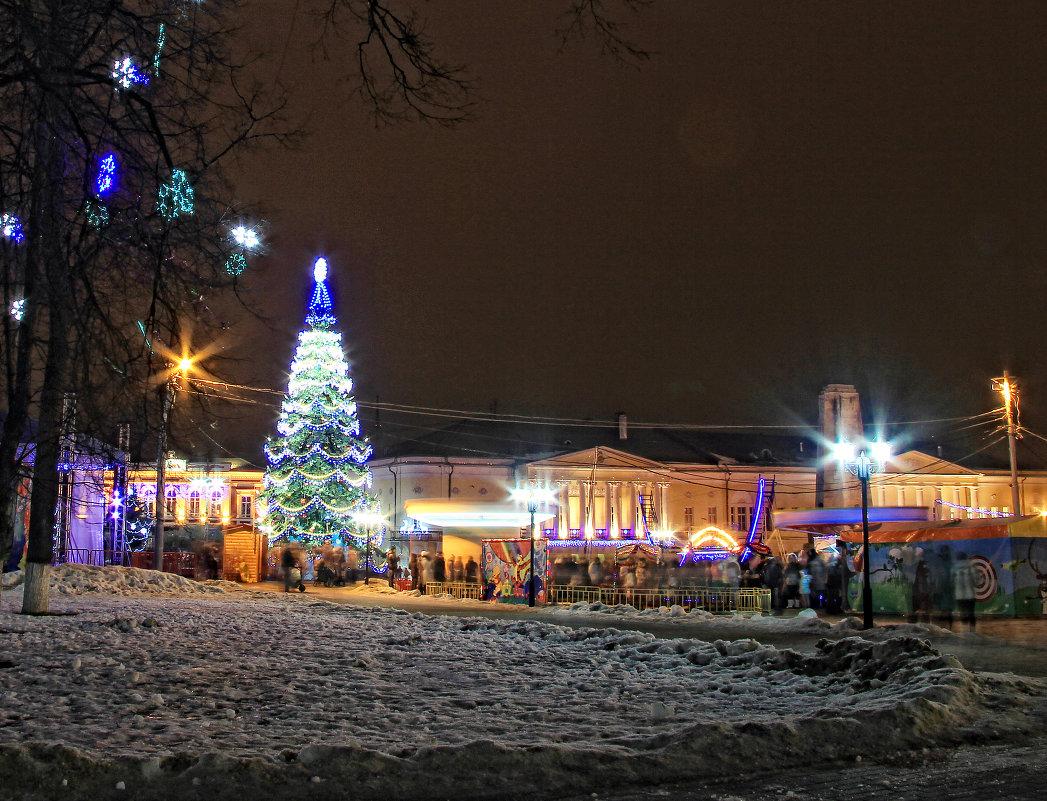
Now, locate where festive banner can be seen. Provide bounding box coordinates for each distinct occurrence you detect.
[843,517,1047,617]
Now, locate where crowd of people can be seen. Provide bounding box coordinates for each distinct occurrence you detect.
[403,550,481,593]
[273,541,982,628]
[278,543,403,591]
[547,549,854,614]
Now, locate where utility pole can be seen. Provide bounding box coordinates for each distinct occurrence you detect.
[992,372,1023,517]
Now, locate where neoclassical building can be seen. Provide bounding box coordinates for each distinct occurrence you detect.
[114,386,1047,570]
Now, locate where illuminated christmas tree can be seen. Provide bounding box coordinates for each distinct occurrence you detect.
[260,257,378,552]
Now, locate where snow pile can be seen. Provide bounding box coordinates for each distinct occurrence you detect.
[547,600,960,638]
[0,576,1042,801]
[1,563,241,597]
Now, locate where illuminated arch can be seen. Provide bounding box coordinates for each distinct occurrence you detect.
[688,526,739,551]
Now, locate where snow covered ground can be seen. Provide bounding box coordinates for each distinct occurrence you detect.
[0,565,1043,801]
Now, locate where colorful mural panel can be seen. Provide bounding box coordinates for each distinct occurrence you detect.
[481,538,549,604]
[845,517,1047,617]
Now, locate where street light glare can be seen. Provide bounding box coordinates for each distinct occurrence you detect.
[512,486,556,505]
[870,440,891,464]
[178,358,192,372]
[832,441,855,463]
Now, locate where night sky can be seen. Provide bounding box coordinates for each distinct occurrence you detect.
[213,2,1047,463]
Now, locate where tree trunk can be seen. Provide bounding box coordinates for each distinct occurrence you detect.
[20,562,50,615]
[21,290,71,615]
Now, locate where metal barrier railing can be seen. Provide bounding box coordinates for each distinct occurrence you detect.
[548,585,771,614]
[423,581,485,600]
[422,580,770,611]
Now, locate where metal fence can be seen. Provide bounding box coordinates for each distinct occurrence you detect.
[548,585,771,614]
[51,550,200,578]
[423,581,485,600]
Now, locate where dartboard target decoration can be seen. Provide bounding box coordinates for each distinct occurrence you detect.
[969,556,998,602]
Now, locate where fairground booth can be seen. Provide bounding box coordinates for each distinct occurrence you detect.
[778,509,1047,617]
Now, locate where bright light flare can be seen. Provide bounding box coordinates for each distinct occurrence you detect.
[354,510,385,527]
[313,257,328,283]
[832,441,856,464]
[230,224,261,250]
[511,486,557,506]
[869,439,891,465]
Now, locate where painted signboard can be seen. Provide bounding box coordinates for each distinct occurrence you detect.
[481,538,549,604]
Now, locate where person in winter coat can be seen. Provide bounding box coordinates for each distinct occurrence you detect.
[465,555,480,584]
[806,549,827,609]
[568,556,587,586]
[762,556,783,613]
[953,552,977,631]
[420,551,435,592]
[409,552,420,592]
[386,548,400,588]
[588,556,605,586]
[433,552,447,583]
[782,554,801,608]
[911,554,933,623]
[281,545,304,593]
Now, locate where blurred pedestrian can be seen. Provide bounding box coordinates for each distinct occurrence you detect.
[953,552,977,631]
[281,544,304,593]
[409,552,420,591]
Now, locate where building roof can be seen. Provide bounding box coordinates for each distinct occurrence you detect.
[369,417,822,468]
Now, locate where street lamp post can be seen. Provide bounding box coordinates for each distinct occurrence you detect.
[354,508,384,585]
[152,359,192,570]
[835,440,890,630]
[512,486,555,607]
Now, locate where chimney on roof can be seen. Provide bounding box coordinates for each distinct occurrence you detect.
[617,412,627,440]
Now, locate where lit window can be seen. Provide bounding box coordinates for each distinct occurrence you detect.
[707,506,717,524]
[729,505,752,532]
[239,495,253,519]
[188,490,201,518]
[209,492,223,518]
[165,488,178,519]
[683,507,694,530]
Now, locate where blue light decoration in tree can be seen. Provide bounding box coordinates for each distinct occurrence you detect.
[1,213,24,243]
[96,153,118,196]
[225,252,246,276]
[259,257,378,553]
[111,56,150,90]
[157,168,194,220]
[154,23,166,75]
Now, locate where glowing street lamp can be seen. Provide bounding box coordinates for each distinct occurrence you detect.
[512,485,556,607]
[354,507,384,585]
[835,439,890,630]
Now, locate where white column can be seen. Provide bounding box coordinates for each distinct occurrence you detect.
[970,487,980,518]
[896,486,906,506]
[915,486,925,508]
[556,481,569,537]
[604,482,613,538]
[629,482,640,538]
[876,485,887,507]
[575,480,587,538]
[609,482,621,538]
[954,486,965,519]
[659,482,671,533]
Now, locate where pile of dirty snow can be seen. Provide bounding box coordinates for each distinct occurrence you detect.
[1,563,241,598]
[0,568,1042,801]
